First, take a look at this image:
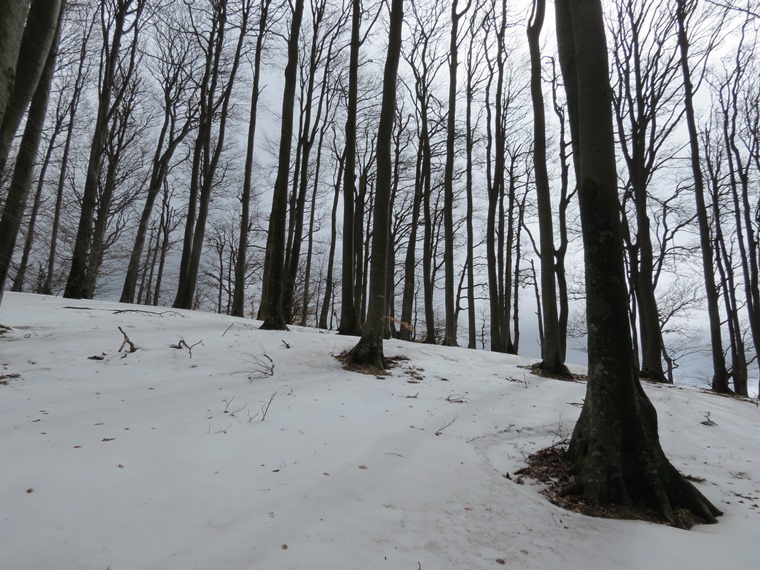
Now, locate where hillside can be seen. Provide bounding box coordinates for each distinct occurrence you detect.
[1,292,758,569]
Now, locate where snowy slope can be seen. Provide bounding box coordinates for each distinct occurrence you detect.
[1,292,758,570]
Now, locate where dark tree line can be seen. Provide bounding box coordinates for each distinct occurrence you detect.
[1,1,758,390]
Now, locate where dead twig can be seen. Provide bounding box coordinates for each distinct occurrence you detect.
[112,309,186,318]
[260,392,277,421]
[435,413,459,436]
[170,337,203,359]
[246,349,275,381]
[118,327,137,353]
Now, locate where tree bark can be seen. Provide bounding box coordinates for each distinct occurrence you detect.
[675,0,729,393]
[527,0,569,375]
[337,0,363,336]
[261,0,305,330]
[0,0,63,176]
[348,0,403,368]
[0,5,62,305]
[232,0,271,317]
[555,0,721,527]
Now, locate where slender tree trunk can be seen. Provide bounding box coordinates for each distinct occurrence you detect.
[528,0,569,375]
[338,0,362,336]
[65,0,140,299]
[675,0,729,393]
[319,144,344,329]
[348,0,403,367]
[442,0,470,346]
[232,0,271,317]
[12,115,59,292]
[261,0,305,330]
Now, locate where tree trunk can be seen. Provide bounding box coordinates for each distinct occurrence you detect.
[348,0,403,368]
[527,0,569,375]
[65,0,140,299]
[675,0,729,393]
[0,0,30,132]
[0,6,61,305]
[261,0,304,330]
[232,0,271,317]
[441,0,469,347]
[0,0,63,176]
[319,143,344,329]
[337,0,362,336]
[555,0,721,527]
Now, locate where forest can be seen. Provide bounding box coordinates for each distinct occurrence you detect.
[2,0,759,529]
[0,0,758,390]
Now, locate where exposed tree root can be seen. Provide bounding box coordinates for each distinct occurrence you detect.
[518,382,723,530]
[517,442,720,529]
[528,362,583,382]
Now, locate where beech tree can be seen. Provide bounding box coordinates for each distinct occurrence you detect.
[64,0,146,299]
[527,0,569,375]
[231,0,274,317]
[348,0,403,367]
[120,3,201,304]
[172,0,251,310]
[554,0,721,526]
[0,0,65,176]
[676,0,730,393]
[260,0,305,330]
[0,4,64,305]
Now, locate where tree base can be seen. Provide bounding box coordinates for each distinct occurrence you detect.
[260,318,289,331]
[346,335,387,371]
[517,440,719,529]
[531,360,574,380]
[555,384,722,529]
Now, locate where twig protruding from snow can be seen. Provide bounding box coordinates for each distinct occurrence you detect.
[118,327,137,353]
[435,413,459,436]
[170,337,204,359]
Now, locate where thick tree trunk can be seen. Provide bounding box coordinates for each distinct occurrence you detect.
[0,9,61,305]
[348,0,403,368]
[0,0,30,132]
[0,0,63,176]
[555,0,721,527]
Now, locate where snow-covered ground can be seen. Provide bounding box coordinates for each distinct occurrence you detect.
[1,292,758,569]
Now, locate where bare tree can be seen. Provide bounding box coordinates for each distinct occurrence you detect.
[260,0,305,329]
[527,0,569,375]
[0,5,64,304]
[555,0,720,527]
[348,0,403,367]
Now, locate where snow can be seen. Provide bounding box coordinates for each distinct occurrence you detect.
[1,291,759,570]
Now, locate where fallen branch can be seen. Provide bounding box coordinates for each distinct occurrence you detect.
[112,309,186,318]
[118,327,137,353]
[246,349,275,381]
[260,392,277,421]
[435,413,459,436]
[170,337,203,359]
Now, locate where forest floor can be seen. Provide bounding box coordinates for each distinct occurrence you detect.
[1,292,758,569]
